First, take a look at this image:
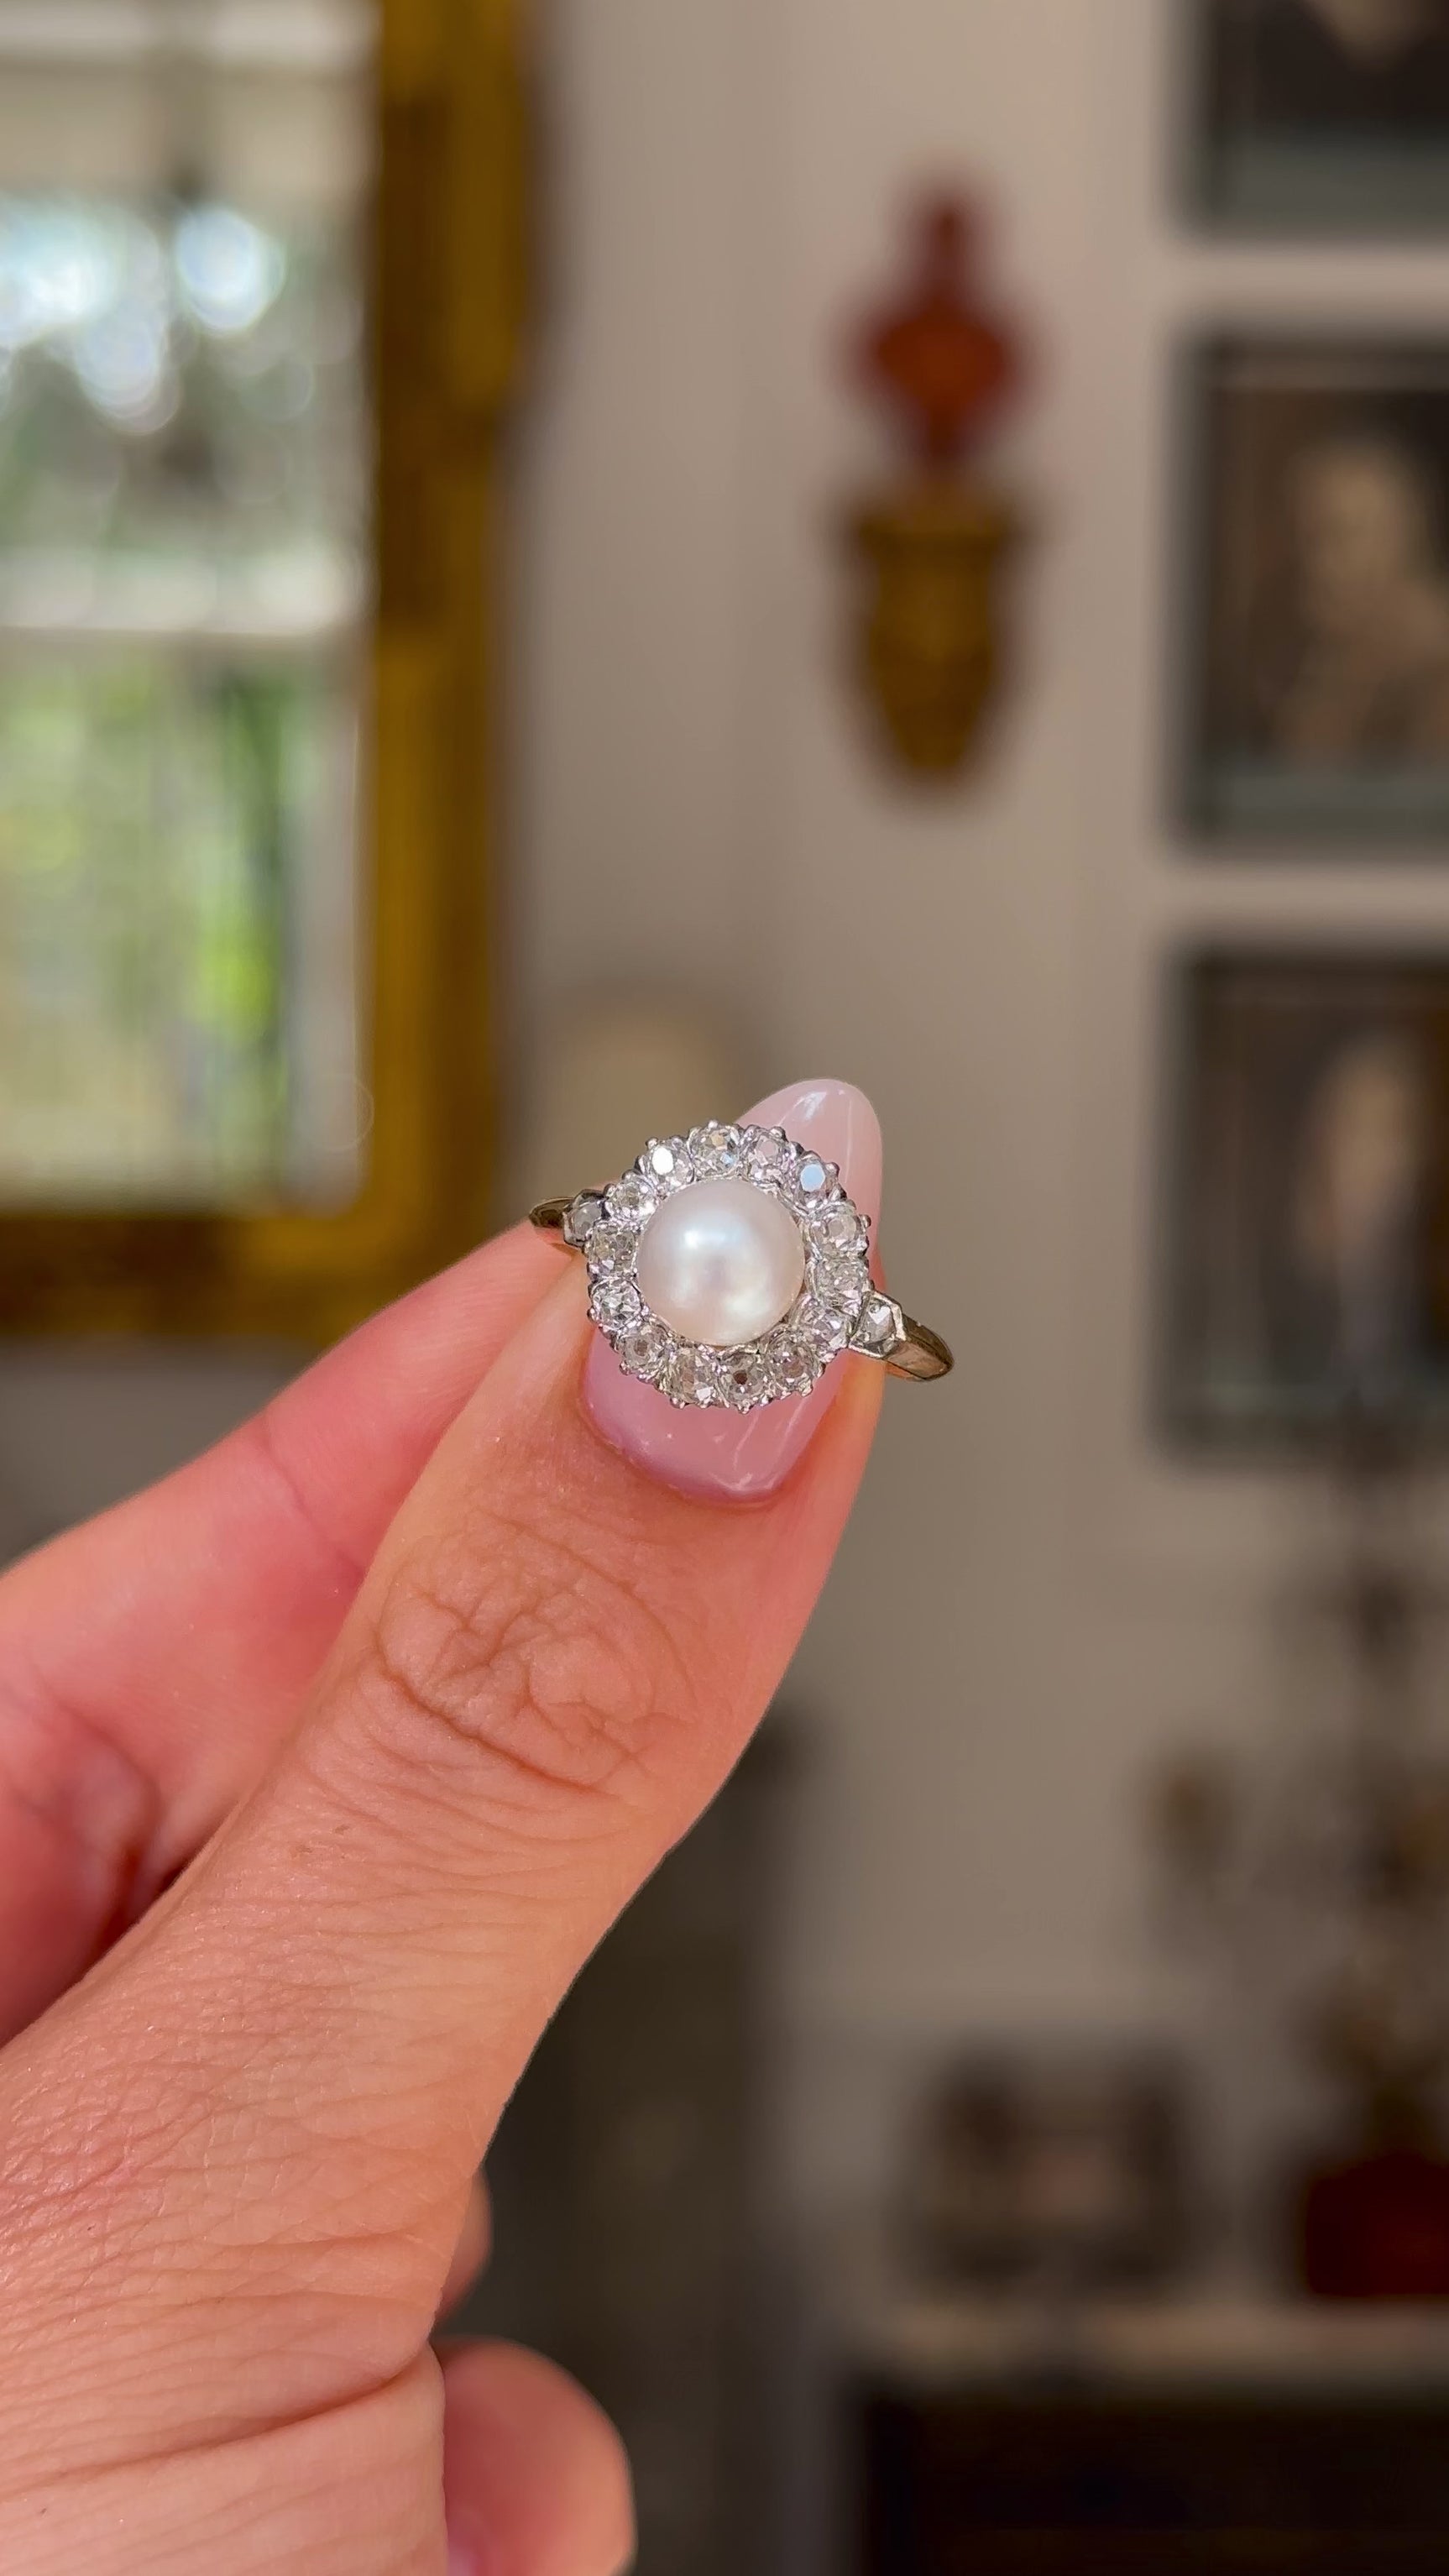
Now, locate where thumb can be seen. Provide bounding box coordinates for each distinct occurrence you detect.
[0,1089,886,2479]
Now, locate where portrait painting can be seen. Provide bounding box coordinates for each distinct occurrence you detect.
[1193,0,1449,229]
[1164,951,1449,1439]
[1183,338,1449,845]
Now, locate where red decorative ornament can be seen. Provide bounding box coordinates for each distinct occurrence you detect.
[841,188,1027,779]
[855,193,1021,470]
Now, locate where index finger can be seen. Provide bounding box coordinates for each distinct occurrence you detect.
[1,1083,889,2467]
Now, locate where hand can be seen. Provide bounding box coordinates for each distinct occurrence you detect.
[0,1082,883,2575]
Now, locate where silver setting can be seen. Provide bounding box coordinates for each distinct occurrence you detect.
[562,1122,902,1409]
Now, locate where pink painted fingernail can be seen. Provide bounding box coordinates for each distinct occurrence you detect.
[447,2540,482,2576]
[583,1078,883,1501]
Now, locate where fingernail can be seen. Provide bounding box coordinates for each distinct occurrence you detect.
[583,1078,883,1501]
[447,2541,482,2576]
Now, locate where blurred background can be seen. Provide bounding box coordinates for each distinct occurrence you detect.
[15,1,1449,2569]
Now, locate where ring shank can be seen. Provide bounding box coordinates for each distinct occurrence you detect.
[530,1198,574,1235]
[887,1318,954,1382]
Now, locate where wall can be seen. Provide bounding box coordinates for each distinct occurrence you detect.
[512,0,1449,2224]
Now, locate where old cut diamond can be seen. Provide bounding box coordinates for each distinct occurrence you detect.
[745,1127,793,1186]
[606,1172,659,1225]
[590,1277,643,1334]
[688,1121,745,1179]
[563,1192,606,1247]
[797,1296,853,1355]
[619,1317,672,1381]
[808,1201,865,1254]
[586,1223,638,1275]
[768,1332,823,1396]
[722,1345,775,1410]
[854,1293,905,1355]
[666,1346,725,1408]
[641,1137,690,1189]
[809,1251,868,1317]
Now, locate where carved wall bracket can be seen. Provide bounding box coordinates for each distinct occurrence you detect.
[843,191,1025,781]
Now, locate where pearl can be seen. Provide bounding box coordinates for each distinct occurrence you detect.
[636,1177,804,1349]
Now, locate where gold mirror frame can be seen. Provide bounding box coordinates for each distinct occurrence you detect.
[0,0,524,1342]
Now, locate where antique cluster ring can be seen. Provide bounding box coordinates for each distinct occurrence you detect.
[531,1121,953,1411]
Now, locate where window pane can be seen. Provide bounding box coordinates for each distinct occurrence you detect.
[0,5,374,1212]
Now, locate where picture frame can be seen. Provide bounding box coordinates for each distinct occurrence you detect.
[1179,334,1449,851]
[1162,946,1449,1442]
[0,0,525,1341]
[1186,0,1449,236]
[905,2049,1192,2291]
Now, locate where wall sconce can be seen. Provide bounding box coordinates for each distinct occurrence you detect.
[843,191,1024,780]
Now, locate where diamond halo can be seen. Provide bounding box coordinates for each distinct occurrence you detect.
[564,1123,904,1409]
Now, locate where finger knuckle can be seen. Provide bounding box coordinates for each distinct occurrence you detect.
[359,1513,687,1824]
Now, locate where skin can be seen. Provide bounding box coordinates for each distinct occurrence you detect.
[0,1148,883,2571]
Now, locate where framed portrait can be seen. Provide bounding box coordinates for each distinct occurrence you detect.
[1190,0,1449,233]
[905,2050,1190,2292]
[1164,949,1449,1442]
[1180,337,1449,849]
[0,0,525,1340]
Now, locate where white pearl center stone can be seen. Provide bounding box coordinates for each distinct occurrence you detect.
[636,1177,804,1350]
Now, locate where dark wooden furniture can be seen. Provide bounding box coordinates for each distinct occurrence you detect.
[848,2296,1449,2576]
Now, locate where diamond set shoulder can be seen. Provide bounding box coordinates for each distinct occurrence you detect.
[532,1122,953,1408]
